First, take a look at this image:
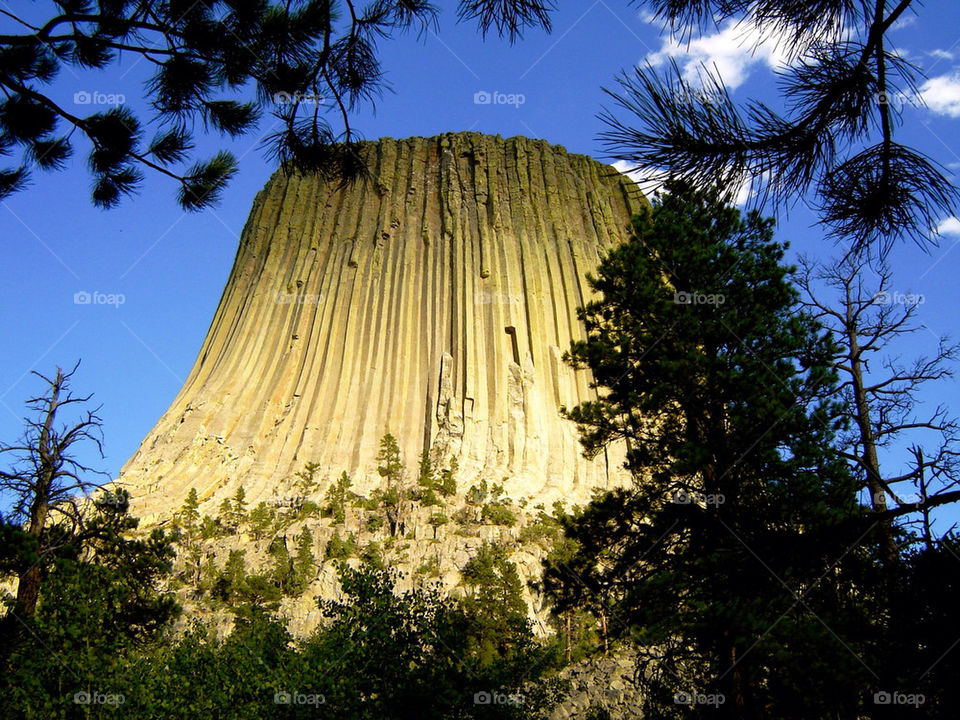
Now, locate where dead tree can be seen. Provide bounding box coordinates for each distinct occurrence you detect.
[798,253,960,561]
[0,363,106,619]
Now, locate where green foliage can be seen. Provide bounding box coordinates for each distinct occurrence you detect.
[3,530,564,719]
[518,510,562,546]
[323,471,353,523]
[376,433,403,485]
[416,555,441,577]
[199,513,222,540]
[304,564,562,718]
[217,486,248,533]
[599,0,958,254]
[466,479,489,505]
[325,529,357,561]
[418,448,435,488]
[289,527,316,595]
[360,541,385,570]
[231,486,247,524]
[1,494,180,715]
[460,542,531,666]
[428,512,449,539]
[294,461,322,493]
[296,500,320,520]
[481,502,517,526]
[439,456,459,497]
[366,513,385,533]
[376,433,406,536]
[547,182,885,718]
[246,501,275,541]
[175,488,201,540]
[266,537,293,596]
[412,448,445,506]
[0,2,550,209]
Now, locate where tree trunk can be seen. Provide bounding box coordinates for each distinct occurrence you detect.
[846,320,898,566]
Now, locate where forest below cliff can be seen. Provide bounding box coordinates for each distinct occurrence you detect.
[3,184,959,719]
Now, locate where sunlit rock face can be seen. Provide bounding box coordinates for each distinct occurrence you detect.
[119,133,643,521]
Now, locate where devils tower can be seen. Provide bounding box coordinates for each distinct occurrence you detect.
[118,132,643,522]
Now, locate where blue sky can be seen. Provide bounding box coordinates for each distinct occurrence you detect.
[1,1,959,531]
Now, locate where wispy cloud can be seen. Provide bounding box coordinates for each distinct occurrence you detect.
[936,216,960,236]
[645,18,795,89]
[612,160,752,206]
[919,74,960,117]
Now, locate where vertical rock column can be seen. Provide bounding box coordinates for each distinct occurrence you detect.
[119,133,645,521]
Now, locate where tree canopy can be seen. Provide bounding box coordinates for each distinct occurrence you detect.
[0,0,555,210]
[601,0,958,255]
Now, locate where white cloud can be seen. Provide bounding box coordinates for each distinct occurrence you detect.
[645,18,794,89]
[612,160,752,206]
[919,74,960,117]
[936,217,960,236]
[928,49,955,61]
[890,15,917,31]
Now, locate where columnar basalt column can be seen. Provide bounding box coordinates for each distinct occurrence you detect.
[118,133,644,521]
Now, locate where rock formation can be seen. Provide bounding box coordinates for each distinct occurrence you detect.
[118,132,644,522]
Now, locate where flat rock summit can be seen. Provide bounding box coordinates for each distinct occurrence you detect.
[118,132,644,522]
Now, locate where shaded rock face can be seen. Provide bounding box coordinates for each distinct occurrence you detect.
[119,133,643,521]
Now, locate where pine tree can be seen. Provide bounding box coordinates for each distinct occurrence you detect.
[439,457,458,498]
[324,471,353,524]
[176,488,201,543]
[602,0,957,255]
[291,527,316,595]
[267,537,293,595]
[0,2,555,210]
[231,486,247,526]
[246,502,274,541]
[459,542,530,665]
[546,181,884,718]
[376,433,405,536]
